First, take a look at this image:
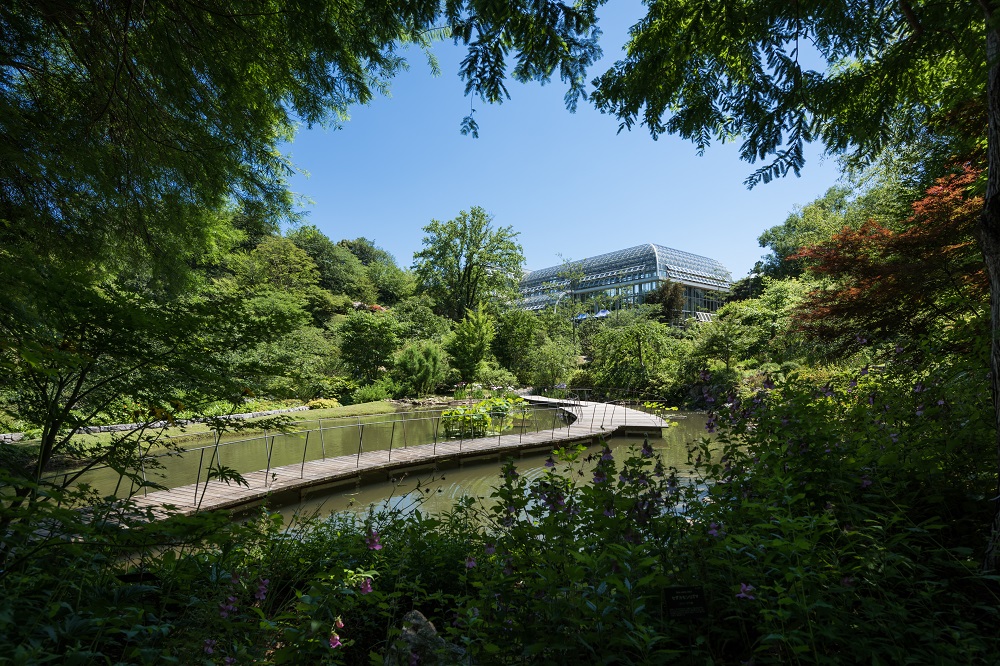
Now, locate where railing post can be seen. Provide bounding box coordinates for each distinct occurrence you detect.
[194,447,205,504]
[319,418,326,459]
[401,415,407,449]
[262,435,269,486]
[300,431,310,479]
[389,420,396,463]
[433,415,438,454]
[357,422,364,468]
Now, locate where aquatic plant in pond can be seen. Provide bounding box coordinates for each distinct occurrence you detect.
[440,396,528,438]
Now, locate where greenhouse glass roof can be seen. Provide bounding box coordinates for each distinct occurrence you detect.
[520,243,731,292]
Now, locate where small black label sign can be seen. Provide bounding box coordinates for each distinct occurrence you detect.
[665,585,707,619]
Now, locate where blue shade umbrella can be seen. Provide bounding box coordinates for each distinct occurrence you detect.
[594,309,611,318]
[574,313,589,321]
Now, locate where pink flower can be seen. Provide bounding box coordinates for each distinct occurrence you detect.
[736,583,755,600]
[329,633,342,649]
[335,617,345,629]
[359,577,373,594]
[365,531,383,551]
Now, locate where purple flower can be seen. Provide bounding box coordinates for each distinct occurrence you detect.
[603,507,615,518]
[365,530,383,551]
[736,583,755,600]
[484,543,496,556]
[593,470,607,484]
[203,639,216,655]
[359,577,373,594]
[600,447,614,462]
[913,382,925,393]
[329,633,342,649]
[860,475,873,489]
[465,557,476,569]
[915,404,924,416]
[641,441,654,458]
[707,522,722,538]
[544,457,555,468]
[763,378,775,390]
[937,398,945,406]
[219,595,237,618]
[841,576,856,588]
[409,652,420,666]
[255,578,269,601]
[224,658,236,666]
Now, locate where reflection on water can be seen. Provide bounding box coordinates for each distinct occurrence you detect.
[276,413,710,522]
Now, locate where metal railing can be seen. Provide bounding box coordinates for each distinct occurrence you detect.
[47,403,587,503]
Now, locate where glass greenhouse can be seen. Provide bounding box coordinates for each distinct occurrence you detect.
[520,243,732,317]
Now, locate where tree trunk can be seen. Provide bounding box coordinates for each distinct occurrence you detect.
[979,23,1000,573]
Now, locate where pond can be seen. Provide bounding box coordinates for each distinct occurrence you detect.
[64,403,574,499]
[273,412,710,521]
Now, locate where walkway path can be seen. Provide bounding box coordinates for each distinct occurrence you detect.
[130,398,667,517]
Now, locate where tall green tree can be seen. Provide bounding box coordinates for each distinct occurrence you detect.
[447,306,496,382]
[336,310,402,383]
[339,237,415,305]
[286,227,376,302]
[413,207,525,320]
[492,308,540,384]
[592,0,1000,571]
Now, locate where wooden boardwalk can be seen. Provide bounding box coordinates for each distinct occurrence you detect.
[131,398,667,517]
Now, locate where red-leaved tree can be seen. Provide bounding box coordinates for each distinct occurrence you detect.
[792,166,988,355]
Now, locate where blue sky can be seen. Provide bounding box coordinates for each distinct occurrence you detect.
[284,3,842,281]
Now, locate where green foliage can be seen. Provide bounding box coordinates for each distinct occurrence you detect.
[231,236,320,293]
[338,237,415,306]
[349,381,394,404]
[241,325,339,400]
[474,362,519,391]
[491,308,540,383]
[592,1,984,187]
[286,226,376,302]
[390,295,453,342]
[413,207,525,320]
[446,306,495,382]
[393,342,447,397]
[336,310,403,383]
[440,396,527,438]
[587,319,688,390]
[756,186,852,279]
[532,339,577,389]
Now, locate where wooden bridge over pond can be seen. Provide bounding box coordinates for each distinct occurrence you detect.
[130,397,669,518]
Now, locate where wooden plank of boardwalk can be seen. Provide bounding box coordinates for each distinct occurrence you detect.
[131,398,667,517]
